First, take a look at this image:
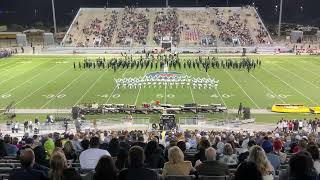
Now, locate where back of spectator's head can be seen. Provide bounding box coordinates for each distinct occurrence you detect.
[223,143,234,155]
[90,136,100,148]
[95,155,117,178]
[168,146,184,164]
[3,135,11,144]
[248,145,272,176]
[247,140,256,149]
[81,139,90,150]
[177,141,186,152]
[128,146,144,168]
[261,140,273,153]
[137,136,144,142]
[145,140,158,157]
[205,147,217,161]
[199,139,210,150]
[49,152,67,180]
[54,139,63,148]
[298,139,308,150]
[289,151,317,179]
[234,161,263,180]
[273,139,282,151]
[307,145,320,161]
[20,148,35,168]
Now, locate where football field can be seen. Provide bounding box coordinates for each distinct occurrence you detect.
[1,55,320,110]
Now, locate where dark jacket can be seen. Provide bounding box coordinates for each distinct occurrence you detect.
[118,168,159,180]
[195,160,229,176]
[9,168,48,180]
[145,149,165,169]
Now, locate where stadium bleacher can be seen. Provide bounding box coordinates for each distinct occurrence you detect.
[62,6,272,48]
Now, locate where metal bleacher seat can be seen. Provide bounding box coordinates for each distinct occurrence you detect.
[198,175,230,180]
[165,175,196,180]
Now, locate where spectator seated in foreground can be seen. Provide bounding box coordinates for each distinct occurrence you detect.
[93,155,118,180]
[9,148,47,180]
[234,161,263,180]
[118,146,159,180]
[49,152,81,180]
[195,147,229,176]
[79,136,111,169]
[162,146,194,176]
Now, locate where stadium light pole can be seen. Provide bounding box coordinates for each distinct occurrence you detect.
[51,0,57,35]
[278,0,283,37]
[166,0,169,7]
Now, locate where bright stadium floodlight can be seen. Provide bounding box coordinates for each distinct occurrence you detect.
[51,0,57,35]
[278,0,283,37]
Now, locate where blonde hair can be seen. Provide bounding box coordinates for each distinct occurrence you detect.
[49,152,68,180]
[248,145,273,176]
[168,146,184,164]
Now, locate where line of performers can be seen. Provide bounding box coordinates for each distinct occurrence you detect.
[73,55,262,73]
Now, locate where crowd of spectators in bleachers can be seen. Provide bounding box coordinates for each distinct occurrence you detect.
[116,7,149,46]
[153,8,181,46]
[99,11,118,47]
[1,118,320,180]
[216,10,254,46]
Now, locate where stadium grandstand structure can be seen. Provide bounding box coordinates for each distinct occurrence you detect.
[61,6,272,49]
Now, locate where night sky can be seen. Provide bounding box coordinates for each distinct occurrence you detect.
[0,0,319,28]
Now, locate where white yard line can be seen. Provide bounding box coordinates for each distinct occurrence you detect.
[40,70,88,109]
[224,70,260,108]
[0,60,49,85]
[134,70,148,106]
[262,67,318,105]
[249,73,286,104]
[164,83,167,104]
[183,69,195,103]
[276,64,320,89]
[105,69,128,104]
[14,68,72,106]
[206,72,227,108]
[73,71,106,106]
[0,64,59,96]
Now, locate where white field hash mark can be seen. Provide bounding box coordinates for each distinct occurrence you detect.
[14,68,72,106]
[224,70,260,109]
[0,64,59,97]
[262,67,318,105]
[40,70,88,109]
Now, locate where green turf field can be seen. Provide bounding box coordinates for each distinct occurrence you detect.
[1,55,320,110]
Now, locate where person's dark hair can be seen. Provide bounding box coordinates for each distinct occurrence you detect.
[81,139,90,150]
[3,135,11,144]
[289,151,317,179]
[177,141,186,152]
[93,155,118,180]
[307,145,320,160]
[115,148,128,170]
[198,139,210,150]
[107,138,120,157]
[0,140,7,157]
[145,141,158,159]
[54,139,63,148]
[20,148,35,168]
[234,161,263,180]
[90,137,100,148]
[128,146,145,168]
